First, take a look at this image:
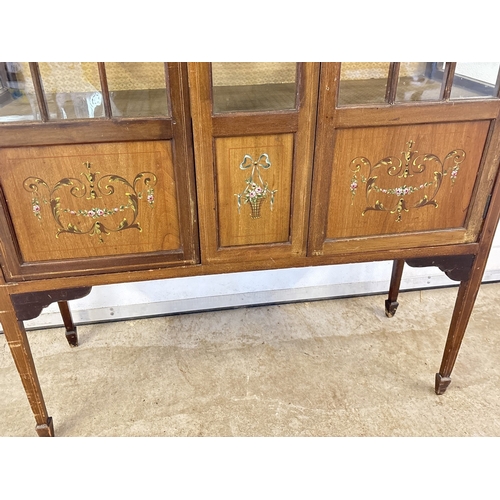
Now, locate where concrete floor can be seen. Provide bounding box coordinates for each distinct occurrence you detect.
[2,283,500,437]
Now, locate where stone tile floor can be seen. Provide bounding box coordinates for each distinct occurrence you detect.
[1,284,500,437]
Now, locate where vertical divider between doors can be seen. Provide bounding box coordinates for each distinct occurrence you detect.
[187,62,217,264]
[294,62,321,256]
[307,63,341,256]
[167,62,200,264]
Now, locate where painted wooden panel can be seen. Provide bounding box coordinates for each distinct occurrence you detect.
[0,141,181,262]
[326,121,490,241]
[215,134,294,247]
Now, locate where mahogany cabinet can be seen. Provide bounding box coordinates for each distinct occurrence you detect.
[1,62,500,436]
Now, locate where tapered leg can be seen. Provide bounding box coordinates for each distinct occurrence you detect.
[385,259,405,317]
[58,301,78,347]
[0,291,54,436]
[404,254,484,394]
[435,276,481,395]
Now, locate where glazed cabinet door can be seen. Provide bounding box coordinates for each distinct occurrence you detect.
[309,63,500,257]
[188,63,319,265]
[0,62,198,280]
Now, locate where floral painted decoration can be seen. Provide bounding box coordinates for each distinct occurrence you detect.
[235,153,277,219]
[24,161,157,243]
[349,140,466,222]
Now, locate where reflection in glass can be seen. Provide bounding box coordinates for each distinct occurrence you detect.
[451,62,500,99]
[212,62,297,113]
[39,62,104,119]
[0,62,41,122]
[338,62,390,105]
[104,62,170,117]
[396,62,443,102]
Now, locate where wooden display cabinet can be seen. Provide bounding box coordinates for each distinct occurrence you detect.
[1,62,500,436]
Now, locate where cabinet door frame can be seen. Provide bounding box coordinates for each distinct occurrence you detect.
[0,62,199,281]
[308,63,500,258]
[188,62,320,265]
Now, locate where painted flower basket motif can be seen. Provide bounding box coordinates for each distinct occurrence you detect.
[235,154,277,220]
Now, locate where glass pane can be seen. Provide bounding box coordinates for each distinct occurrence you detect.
[212,62,297,113]
[451,62,500,99]
[396,62,443,102]
[39,62,104,119]
[0,62,41,122]
[104,62,170,117]
[338,62,390,106]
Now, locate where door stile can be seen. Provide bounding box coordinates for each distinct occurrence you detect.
[167,62,200,264]
[307,63,341,256]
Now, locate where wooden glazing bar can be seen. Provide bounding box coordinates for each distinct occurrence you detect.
[385,62,400,104]
[212,111,299,137]
[0,118,173,147]
[440,62,456,101]
[294,63,301,109]
[163,63,173,118]
[333,99,500,128]
[97,62,113,118]
[331,62,342,109]
[28,62,49,122]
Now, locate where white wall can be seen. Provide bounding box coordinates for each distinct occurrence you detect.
[21,228,500,330]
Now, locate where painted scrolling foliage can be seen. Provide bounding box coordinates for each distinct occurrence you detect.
[24,161,157,243]
[235,153,277,219]
[349,140,466,222]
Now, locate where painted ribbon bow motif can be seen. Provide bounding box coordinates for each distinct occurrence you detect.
[25,161,157,243]
[349,140,466,222]
[235,153,277,219]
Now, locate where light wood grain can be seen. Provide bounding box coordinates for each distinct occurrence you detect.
[0,141,181,262]
[215,134,294,247]
[326,121,490,241]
